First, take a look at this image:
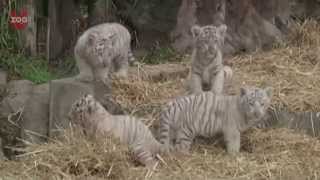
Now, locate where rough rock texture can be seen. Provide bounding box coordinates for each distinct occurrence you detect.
[290,0,320,20]
[20,84,50,144]
[171,0,290,56]
[0,69,7,99]
[0,69,7,86]
[0,137,5,160]
[0,80,34,117]
[49,78,95,137]
[0,80,34,158]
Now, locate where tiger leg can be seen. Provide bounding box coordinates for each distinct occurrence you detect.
[210,69,225,94]
[132,146,158,169]
[93,66,112,87]
[75,55,94,82]
[175,129,193,154]
[187,73,203,94]
[223,129,241,155]
[128,49,136,66]
[114,55,129,79]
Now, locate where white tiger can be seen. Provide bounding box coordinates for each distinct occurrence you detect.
[158,87,272,155]
[68,94,165,169]
[187,24,232,94]
[74,23,135,83]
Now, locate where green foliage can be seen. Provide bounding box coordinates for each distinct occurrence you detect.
[0,51,57,84]
[140,47,181,65]
[0,0,20,50]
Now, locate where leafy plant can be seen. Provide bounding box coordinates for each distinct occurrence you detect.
[0,51,57,84]
[0,0,20,50]
[140,47,180,65]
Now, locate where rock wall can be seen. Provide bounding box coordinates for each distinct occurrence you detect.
[46,0,320,60]
[171,0,290,56]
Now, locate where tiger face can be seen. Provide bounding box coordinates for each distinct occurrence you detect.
[69,94,104,129]
[86,32,116,67]
[240,87,272,121]
[191,24,227,59]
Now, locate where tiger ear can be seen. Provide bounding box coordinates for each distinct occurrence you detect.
[191,25,202,38]
[240,87,247,96]
[265,87,273,97]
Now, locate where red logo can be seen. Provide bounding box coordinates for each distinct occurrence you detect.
[9,9,29,30]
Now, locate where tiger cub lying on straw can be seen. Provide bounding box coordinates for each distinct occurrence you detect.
[158,86,272,154]
[68,94,165,169]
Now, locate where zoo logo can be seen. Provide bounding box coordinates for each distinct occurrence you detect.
[9,9,30,30]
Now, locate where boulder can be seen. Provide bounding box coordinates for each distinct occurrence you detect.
[0,69,7,86]
[20,83,50,143]
[0,80,34,158]
[0,137,6,161]
[0,80,34,118]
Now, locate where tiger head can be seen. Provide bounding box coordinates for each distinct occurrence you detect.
[239,87,273,123]
[69,94,106,130]
[86,31,117,67]
[191,24,227,59]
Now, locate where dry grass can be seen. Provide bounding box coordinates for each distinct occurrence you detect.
[1,128,319,179]
[1,20,320,179]
[230,19,320,112]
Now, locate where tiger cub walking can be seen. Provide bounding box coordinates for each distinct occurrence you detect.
[68,94,165,169]
[187,24,232,94]
[74,23,135,83]
[158,87,272,154]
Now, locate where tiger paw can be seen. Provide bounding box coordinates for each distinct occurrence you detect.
[114,71,128,79]
[226,146,240,156]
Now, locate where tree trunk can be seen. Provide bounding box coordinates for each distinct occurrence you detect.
[18,0,37,56]
[47,0,80,63]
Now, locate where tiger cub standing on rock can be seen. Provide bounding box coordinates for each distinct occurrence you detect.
[74,23,135,83]
[187,24,233,94]
[158,87,272,155]
[68,94,165,169]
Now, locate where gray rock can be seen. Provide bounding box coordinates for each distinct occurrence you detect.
[0,69,7,84]
[0,80,34,158]
[0,69,7,95]
[20,83,50,143]
[0,80,34,117]
[49,77,94,137]
[0,137,6,161]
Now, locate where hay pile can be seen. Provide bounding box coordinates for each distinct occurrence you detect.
[230,20,320,112]
[1,20,320,179]
[1,128,319,179]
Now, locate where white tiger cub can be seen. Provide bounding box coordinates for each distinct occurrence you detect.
[74,23,135,83]
[158,87,272,155]
[187,24,232,94]
[68,94,164,169]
